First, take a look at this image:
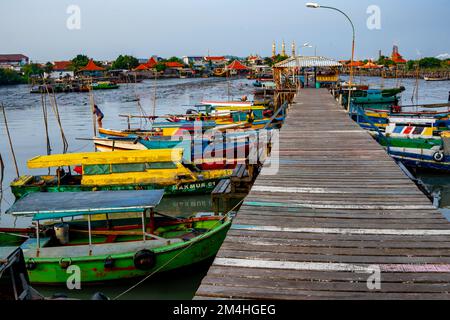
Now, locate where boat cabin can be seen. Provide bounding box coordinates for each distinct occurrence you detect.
[4,190,230,284]
[11,149,196,197]
[385,118,442,138]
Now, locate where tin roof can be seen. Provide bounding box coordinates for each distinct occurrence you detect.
[0,54,29,63]
[274,56,342,68]
[7,190,165,220]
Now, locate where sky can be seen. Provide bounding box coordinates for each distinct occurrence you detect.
[0,0,449,62]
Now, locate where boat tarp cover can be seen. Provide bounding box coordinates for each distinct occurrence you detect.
[6,190,165,220]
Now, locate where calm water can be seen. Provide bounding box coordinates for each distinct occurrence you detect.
[0,77,254,299]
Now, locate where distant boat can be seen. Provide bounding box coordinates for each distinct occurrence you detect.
[424,76,450,82]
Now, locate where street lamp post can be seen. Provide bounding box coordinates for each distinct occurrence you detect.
[306,2,355,110]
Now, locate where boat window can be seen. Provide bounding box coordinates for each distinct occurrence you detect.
[111,163,146,173]
[145,162,178,170]
[83,164,111,175]
[232,112,247,122]
[253,110,263,119]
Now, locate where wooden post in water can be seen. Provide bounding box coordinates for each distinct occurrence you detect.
[1,104,20,178]
[88,80,97,137]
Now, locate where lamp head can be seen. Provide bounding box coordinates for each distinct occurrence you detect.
[306,2,320,8]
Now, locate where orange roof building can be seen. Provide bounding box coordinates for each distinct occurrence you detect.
[347,61,365,67]
[361,61,380,69]
[391,45,407,64]
[53,61,72,71]
[165,61,184,68]
[205,56,226,62]
[79,59,105,72]
[227,60,249,70]
[134,57,158,71]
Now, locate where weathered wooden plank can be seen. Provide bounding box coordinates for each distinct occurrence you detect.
[194,89,450,300]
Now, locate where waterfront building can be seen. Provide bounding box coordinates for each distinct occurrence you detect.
[49,61,74,79]
[77,59,106,77]
[0,54,29,68]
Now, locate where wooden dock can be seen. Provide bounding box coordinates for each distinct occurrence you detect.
[195,89,450,300]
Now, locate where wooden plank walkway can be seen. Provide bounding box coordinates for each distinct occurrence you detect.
[195,89,450,300]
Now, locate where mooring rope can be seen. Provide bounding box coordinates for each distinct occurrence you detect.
[113,198,245,300]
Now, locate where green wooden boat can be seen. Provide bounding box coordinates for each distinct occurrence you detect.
[3,190,231,285]
[91,81,119,90]
[10,149,232,200]
[342,87,406,110]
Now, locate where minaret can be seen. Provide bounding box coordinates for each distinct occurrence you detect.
[281,40,286,57]
[291,41,296,57]
[272,41,276,57]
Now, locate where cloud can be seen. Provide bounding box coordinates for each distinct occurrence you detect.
[436,53,450,60]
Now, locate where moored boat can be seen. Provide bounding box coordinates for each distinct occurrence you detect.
[371,118,450,172]
[10,149,233,200]
[91,81,119,90]
[424,76,450,82]
[3,190,231,284]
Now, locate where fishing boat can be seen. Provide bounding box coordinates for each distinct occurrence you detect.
[200,100,254,107]
[91,81,119,90]
[253,80,275,88]
[99,118,219,138]
[10,149,233,200]
[30,85,53,94]
[372,118,450,172]
[354,106,450,132]
[3,190,231,284]
[424,76,450,82]
[92,134,250,171]
[341,86,406,110]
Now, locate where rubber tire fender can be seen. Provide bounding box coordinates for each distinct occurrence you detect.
[433,152,444,162]
[133,250,156,271]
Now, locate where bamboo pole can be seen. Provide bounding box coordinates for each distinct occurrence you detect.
[1,104,19,178]
[88,78,97,137]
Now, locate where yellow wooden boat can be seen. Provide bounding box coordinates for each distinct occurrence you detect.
[11,149,232,200]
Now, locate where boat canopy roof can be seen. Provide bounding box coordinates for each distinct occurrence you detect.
[200,100,254,107]
[27,149,184,169]
[7,190,165,220]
